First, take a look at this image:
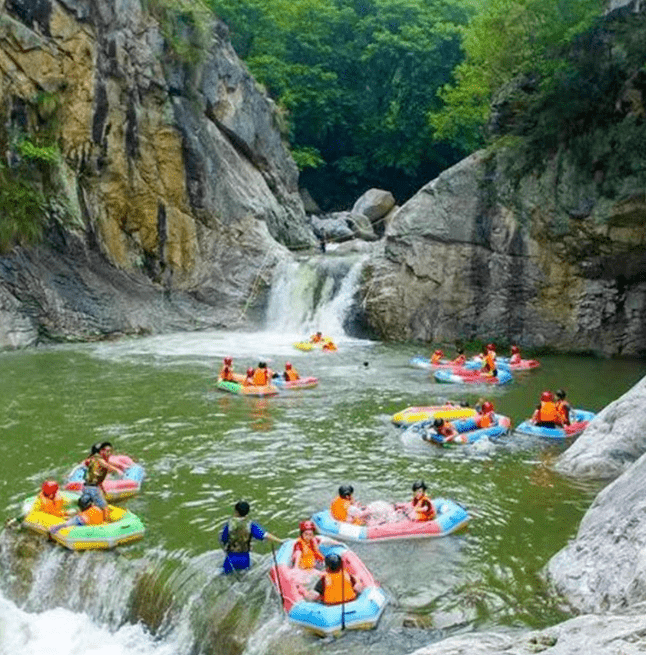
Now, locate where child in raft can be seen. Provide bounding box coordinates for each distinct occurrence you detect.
[291,520,325,569]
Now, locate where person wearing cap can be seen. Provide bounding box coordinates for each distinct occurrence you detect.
[303,553,363,603]
[292,520,325,569]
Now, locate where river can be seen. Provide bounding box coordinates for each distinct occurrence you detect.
[1,254,645,655]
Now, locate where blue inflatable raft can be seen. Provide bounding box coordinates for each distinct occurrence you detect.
[405,414,511,445]
[515,409,596,439]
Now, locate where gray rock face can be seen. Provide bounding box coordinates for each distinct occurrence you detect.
[408,613,646,655]
[0,0,312,346]
[546,448,646,613]
[554,377,646,480]
[362,149,646,355]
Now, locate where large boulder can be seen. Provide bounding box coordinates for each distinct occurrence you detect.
[553,376,646,480]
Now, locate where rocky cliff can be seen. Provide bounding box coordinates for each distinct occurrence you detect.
[362,2,646,356]
[0,0,316,348]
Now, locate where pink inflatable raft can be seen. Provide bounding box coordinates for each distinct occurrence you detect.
[64,455,145,502]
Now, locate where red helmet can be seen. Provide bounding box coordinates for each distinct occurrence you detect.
[41,480,59,497]
[434,349,443,356]
[285,362,292,369]
[511,345,520,353]
[482,401,494,413]
[246,367,254,376]
[487,343,495,351]
[224,356,232,365]
[541,391,554,402]
[299,520,316,533]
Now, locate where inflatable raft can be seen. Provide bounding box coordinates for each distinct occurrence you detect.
[21,494,145,550]
[515,409,596,439]
[405,414,511,445]
[216,378,279,397]
[274,376,319,390]
[64,455,144,501]
[465,358,540,371]
[434,367,513,385]
[409,356,456,370]
[391,404,476,427]
[311,497,469,542]
[269,536,387,636]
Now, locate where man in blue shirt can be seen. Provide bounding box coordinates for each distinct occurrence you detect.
[220,500,283,574]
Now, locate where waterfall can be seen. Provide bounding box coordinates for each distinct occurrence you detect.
[265,254,368,337]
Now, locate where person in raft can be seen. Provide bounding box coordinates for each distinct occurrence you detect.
[408,480,436,521]
[451,348,466,366]
[243,367,255,386]
[481,343,498,377]
[322,339,337,351]
[220,500,283,574]
[303,553,364,604]
[330,485,368,524]
[310,331,324,343]
[509,345,522,365]
[532,391,561,428]
[83,441,124,522]
[251,361,273,386]
[33,480,69,518]
[475,400,497,428]
[219,356,235,381]
[430,349,444,365]
[50,493,105,534]
[555,389,572,426]
[429,417,459,443]
[283,362,300,382]
[292,520,325,569]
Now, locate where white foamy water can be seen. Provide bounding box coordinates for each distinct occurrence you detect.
[0,591,177,655]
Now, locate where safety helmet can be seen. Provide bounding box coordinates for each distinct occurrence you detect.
[511,345,520,353]
[412,480,427,491]
[41,480,59,497]
[482,401,494,413]
[338,484,354,498]
[434,349,443,356]
[325,553,342,572]
[90,441,103,455]
[286,362,292,369]
[556,389,566,400]
[224,356,232,365]
[487,343,495,351]
[246,367,254,376]
[433,417,444,428]
[541,391,554,402]
[78,494,93,511]
[299,520,316,533]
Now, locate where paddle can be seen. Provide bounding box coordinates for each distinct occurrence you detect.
[340,555,346,631]
[271,542,286,611]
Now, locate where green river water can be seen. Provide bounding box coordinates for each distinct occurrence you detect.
[1,328,645,655]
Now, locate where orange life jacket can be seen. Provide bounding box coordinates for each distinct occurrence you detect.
[322,570,357,604]
[219,365,234,381]
[322,342,337,351]
[482,352,496,373]
[556,400,570,425]
[411,494,435,521]
[294,536,324,569]
[285,369,299,382]
[79,506,105,525]
[330,496,351,522]
[538,401,559,423]
[252,368,269,386]
[477,412,494,428]
[311,334,322,343]
[431,353,442,364]
[36,492,66,517]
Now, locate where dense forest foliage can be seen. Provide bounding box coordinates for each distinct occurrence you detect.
[200,0,614,209]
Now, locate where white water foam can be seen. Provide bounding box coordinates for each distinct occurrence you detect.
[0,590,177,655]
